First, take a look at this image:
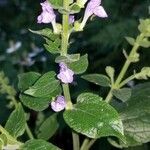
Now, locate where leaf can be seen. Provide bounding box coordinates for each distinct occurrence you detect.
[64,93,125,141]
[55,54,80,63]
[139,38,150,48]
[24,71,62,98]
[44,38,61,54]
[0,134,7,146]
[125,37,135,46]
[20,94,51,111]
[68,54,88,74]
[76,0,88,8]
[48,0,63,9]
[69,3,81,14]
[112,88,132,102]
[44,44,59,54]
[29,28,53,39]
[111,82,150,147]
[82,74,110,87]
[37,114,59,140]
[21,139,61,150]
[5,104,26,138]
[18,72,41,92]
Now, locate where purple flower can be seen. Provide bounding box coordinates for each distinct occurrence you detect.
[69,15,75,24]
[80,0,108,29]
[57,62,74,84]
[51,96,66,112]
[37,1,58,33]
[37,1,56,24]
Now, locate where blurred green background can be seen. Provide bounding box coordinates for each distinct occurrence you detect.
[0,0,150,149]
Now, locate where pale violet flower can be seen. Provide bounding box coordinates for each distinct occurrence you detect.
[37,1,58,33]
[57,62,74,84]
[80,0,108,29]
[69,15,75,24]
[51,96,66,112]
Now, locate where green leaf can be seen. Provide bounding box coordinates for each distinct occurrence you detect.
[112,88,132,102]
[69,3,81,14]
[20,94,51,111]
[29,28,53,39]
[0,134,7,146]
[112,82,150,147]
[55,54,80,63]
[44,38,61,54]
[48,0,63,9]
[82,74,110,87]
[24,72,62,98]
[5,104,26,138]
[139,38,150,48]
[33,72,56,87]
[18,72,41,92]
[76,0,88,8]
[68,54,88,74]
[125,37,135,46]
[64,93,125,141]
[21,139,61,150]
[37,114,59,140]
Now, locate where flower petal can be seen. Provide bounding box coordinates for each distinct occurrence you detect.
[51,96,66,112]
[93,6,108,18]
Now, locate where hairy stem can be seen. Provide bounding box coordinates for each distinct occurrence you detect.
[62,84,73,109]
[61,0,79,149]
[61,0,69,56]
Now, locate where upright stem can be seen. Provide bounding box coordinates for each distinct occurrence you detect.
[61,0,69,56]
[62,84,73,109]
[61,0,79,149]
[61,0,73,109]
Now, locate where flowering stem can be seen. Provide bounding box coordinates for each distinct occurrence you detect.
[119,74,135,88]
[62,84,73,109]
[83,33,144,150]
[61,0,69,56]
[105,33,144,103]
[60,0,79,149]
